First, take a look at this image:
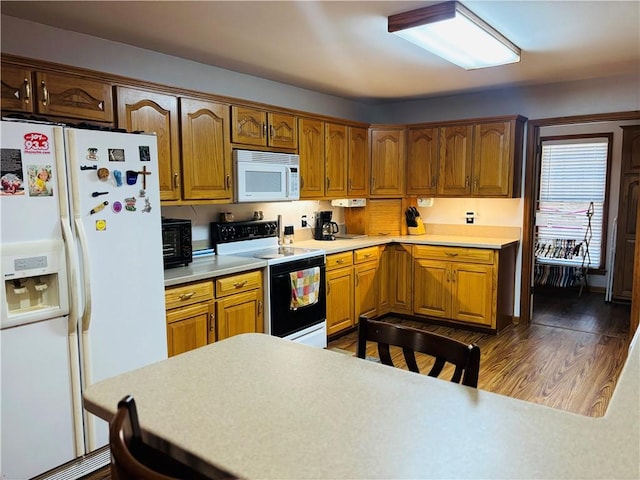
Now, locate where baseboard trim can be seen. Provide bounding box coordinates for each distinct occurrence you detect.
[33,446,110,480]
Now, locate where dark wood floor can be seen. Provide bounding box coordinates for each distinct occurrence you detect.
[81,290,631,480]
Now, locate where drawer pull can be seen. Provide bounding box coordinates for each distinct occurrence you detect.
[233,280,248,288]
[210,313,215,331]
[258,301,263,315]
[445,252,459,257]
[24,78,31,102]
[336,259,345,264]
[364,253,372,258]
[178,292,195,300]
[41,81,48,106]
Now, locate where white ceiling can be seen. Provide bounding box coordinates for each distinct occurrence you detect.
[2,1,639,103]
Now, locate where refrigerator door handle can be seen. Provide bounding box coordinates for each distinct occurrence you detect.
[75,216,93,333]
[54,127,86,457]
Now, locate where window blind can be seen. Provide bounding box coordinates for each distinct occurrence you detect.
[536,139,608,268]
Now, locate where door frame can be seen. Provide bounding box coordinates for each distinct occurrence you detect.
[520,111,640,324]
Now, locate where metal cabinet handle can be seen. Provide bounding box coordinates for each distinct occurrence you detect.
[327,283,331,295]
[445,252,459,257]
[452,270,457,283]
[349,178,353,191]
[270,125,274,138]
[263,123,267,136]
[225,174,230,189]
[431,175,437,188]
[178,292,195,300]
[446,269,451,282]
[173,172,180,188]
[41,81,48,106]
[233,280,247,288]
[336,259,345,264]
[474,176,479,189]
[465,176,470,187]
[326,177,330,190]
[258,301,262,315]
[300,176,305,189]
[24,78,31,102]
[364,253,372,258]
[209,313,215,331]
[355,275,359,286]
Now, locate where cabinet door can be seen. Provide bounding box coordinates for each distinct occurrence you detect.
[231,105,266,146]
[355,262,378,320]
[326,267,355,335]
[348,126,369,196]
[1,65,34,113]
[377,246,392,315]
[216,290,264,341]
[325,123,348,197]
[117,87,180,201]
[36,72,113,122]
[472,121,511,196]
[413,259,450,318]
[406,127,439,195]
[391,244,413,315]
[450,263,494,326]
[268,112,297,149]
[370,128,405,196]
[613,175,639,299]
[180,98,232,201]
[299,117,325,198]
[439,125,473,196]
[166,303,211,357]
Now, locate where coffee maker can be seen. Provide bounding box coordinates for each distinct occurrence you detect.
[314,211,339,240]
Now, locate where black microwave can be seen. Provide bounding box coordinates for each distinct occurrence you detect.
[161,218,192,269]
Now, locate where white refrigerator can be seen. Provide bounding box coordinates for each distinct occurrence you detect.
[0,120,167,479]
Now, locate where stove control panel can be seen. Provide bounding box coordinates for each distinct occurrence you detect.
[210,220,279,244]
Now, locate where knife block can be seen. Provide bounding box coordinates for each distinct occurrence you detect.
[408,217,426,235]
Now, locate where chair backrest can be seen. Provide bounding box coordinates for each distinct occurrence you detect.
[109,395,231,480]
[356,316,481,388]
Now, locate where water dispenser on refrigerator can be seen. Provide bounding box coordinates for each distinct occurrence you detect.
[1,240,69,329]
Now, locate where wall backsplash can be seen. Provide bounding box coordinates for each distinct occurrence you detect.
[161,200,346,250]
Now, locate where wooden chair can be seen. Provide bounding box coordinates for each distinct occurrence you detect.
[356,316,481,388]
[109,395,234,480]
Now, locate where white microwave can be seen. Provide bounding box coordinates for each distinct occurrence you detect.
[234,149,300,203]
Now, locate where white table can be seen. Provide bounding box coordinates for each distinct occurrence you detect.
[83,332,640,479]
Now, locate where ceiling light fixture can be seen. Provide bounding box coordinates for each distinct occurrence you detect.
[388,1,521,70]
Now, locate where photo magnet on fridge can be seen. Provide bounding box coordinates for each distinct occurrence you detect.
[27,165,54,197]
[108,148,125,162]
[139,146,150,162]
[0,148,24,195]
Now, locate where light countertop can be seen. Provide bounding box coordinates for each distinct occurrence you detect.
[164,233,519,286]
[83,328,640,479]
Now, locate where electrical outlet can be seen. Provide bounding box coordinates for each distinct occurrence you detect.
[465,211,475,224]
[301,215,308,227]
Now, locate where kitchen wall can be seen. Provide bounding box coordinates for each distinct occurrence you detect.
[0,15,370,122]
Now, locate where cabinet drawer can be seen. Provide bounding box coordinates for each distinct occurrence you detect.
[413,245,494,264]
[216,270,262,298]
[354,246,380,264]
[326,251,354,270]
[165,281,214,310]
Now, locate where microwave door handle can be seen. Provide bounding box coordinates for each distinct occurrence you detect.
[285,168,290,198]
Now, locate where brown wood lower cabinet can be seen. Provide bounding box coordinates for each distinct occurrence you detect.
[412,245,515,332]
[354,246,380,322]
[215,270,263,341]
[165,269,263,356]
[326,251,355,336]
[165,280,214,357]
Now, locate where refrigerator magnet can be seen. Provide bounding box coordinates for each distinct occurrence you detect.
[112,201,123,214]
[90,200,109,215]
[108,149,125,162]
[97,167,109,180]
[126,170,138,185]
[142,197,152,213]
[95,219,107,231]
[113,170,123,187]
[80,165,97,171]
[139,146,150,162]
[124,197,136,212]
[86,148,98,160]
[137,165,151,189]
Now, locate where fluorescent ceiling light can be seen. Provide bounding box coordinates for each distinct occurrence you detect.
[388,1,521,70]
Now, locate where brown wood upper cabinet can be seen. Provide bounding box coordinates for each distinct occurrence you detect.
[180,98,232,201]
[406,127,439,196]
[300,119,368,199]
[406,116,525,198]
[231,105,297,149]
[348,126,369,197]
[116,87,181,201]
[2,64,113,122]
[370,127,406,197]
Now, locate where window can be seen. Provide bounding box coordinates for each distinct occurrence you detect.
[535,134,612,269]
